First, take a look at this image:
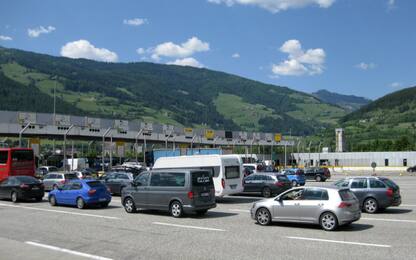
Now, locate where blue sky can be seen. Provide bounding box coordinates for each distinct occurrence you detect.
[0,0,414,99]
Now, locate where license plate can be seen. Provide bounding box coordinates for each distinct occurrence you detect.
[99,198,107,202]
[200,192,210,197]
[230,185,237,189]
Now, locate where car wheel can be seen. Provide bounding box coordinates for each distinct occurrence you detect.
[256,208,271,226]
[123,197,137,213]
[363,198,378,213]
[11,191,18,203]
[76,197,86,209]
[49,195,57,206]
[320,212,338,231]
[291,180,298,187]
[170,201,183,218]
[315,175,322,182]
[262,187,272,198]
[196,209,208,215]
[35,197,43,202]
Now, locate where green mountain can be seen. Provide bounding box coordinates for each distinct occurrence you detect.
[0,46,347,135]
[312,89,371,112]
[339,86,416,151]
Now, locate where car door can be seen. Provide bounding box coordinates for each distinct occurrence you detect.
[55,183,72,204]
[349,178,369,205]
[104,173,116,193]
[297,188,328,223]
[116,173,131,194]
[273,188,305,222]
[132,172,150,207]
[243,175,255,192]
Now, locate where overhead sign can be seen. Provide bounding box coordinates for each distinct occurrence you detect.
[18,112,36,125]
[205,129,215,140]
[184,128,193,139]
[274,133,282,142]
[55,114,71,126]
[29,138,40,156]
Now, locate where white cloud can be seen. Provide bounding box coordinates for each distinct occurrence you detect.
[150,36,210,60]
[0,35,12,41]
[167,57,204,68]
[208,0,336,13]
[60,39,118,62]
[390,82,401,88]
[355,62,376,70]
[136,48,146,55]
[123,18,147,26]
[27,25,55,38]
[232,53,240,58]
[272,39,325,76]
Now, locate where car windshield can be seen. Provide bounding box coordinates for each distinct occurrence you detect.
[65,173,78,180]
[339,189,356,201]
[15,176,40,184]
[87,181,106,188]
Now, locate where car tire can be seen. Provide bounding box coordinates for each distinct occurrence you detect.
[11,191,18,203]
[291,180,298,187]
[76,197,86,209]
[170,201,183,218]
[363,198,378,214]
[320,212,338,231]
[262,187,272,198]
[315,175,322,182]
[196,209,208,216]
[35,197,43,202]
[123,197,137,213]
[49,195,57,206]
[256,208,271,226]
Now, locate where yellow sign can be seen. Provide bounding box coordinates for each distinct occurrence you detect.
[29,138,40,145]
[274,133,282,142]
[205,129,215,140]
[179,144,189,148]
[116,141,125,147]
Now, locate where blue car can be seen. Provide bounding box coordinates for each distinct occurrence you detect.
[281,168,306,186]
[49,179,111,209]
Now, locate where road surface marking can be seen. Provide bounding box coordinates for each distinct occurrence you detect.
[361,217,416,223]
[0,203,120,220]
[25,241,113,260]
[287,236,391,248]
[401,204,416,207]
[229,209,250,213]
[152,222,226,232]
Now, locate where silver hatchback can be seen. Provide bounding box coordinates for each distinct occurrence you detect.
[251,187,361,231]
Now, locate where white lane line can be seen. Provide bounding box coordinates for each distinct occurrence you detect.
[287,236,391,248]
[152,222,226,232]
[361,217,416,223]
[229,209,250,213]
[25,241,112,260]
[0,203,120,220]
[401,204,416,207]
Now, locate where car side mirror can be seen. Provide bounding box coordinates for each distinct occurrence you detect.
[276,196,282,201]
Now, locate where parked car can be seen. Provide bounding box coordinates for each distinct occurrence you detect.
[333,176,401,213]
[243,164,259,174]
[304,167,331,182]
[35,166,59,178]
[280,168,306,186]
[112,165,144,177]
[48,179,111,209]
[243,167,254,177]
[243,173,292,197]
[0,176,44,202]
[407,166,416,173]
[122,169,216,217]
[251,187,361,231]
[100,171,134,195]
[42,172,78,191]
[72,170,95,180]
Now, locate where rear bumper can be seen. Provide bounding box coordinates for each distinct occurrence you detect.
[338,210,361,225]
[84,196,112,205]
[183,203,216,213]
[19,190,44,199]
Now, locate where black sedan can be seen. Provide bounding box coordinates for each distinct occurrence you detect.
[0,176,44,202]
[243,173,292,197]
[100,171,134,195]
[407,166,416,173]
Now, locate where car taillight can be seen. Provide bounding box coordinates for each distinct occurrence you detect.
[88,189,97,196]
[60,180,66,184]
[20,184,29,189]
[276,182,284,187]
[221,178,225,189]
[187,191,194,199]
[386,188,393,197]
[338,202,352,208]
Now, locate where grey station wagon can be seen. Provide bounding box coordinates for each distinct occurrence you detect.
[334,176,401,213]
[121,169,216,217]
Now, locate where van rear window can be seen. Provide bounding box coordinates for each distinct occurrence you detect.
[192,171,213,187]
[225,166,240,179]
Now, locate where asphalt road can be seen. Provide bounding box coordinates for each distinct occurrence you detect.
[0,172,415,260]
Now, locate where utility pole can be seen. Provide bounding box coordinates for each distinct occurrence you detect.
[53,77,57,125]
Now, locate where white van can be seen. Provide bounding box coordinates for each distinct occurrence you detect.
[153,154,244,197]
